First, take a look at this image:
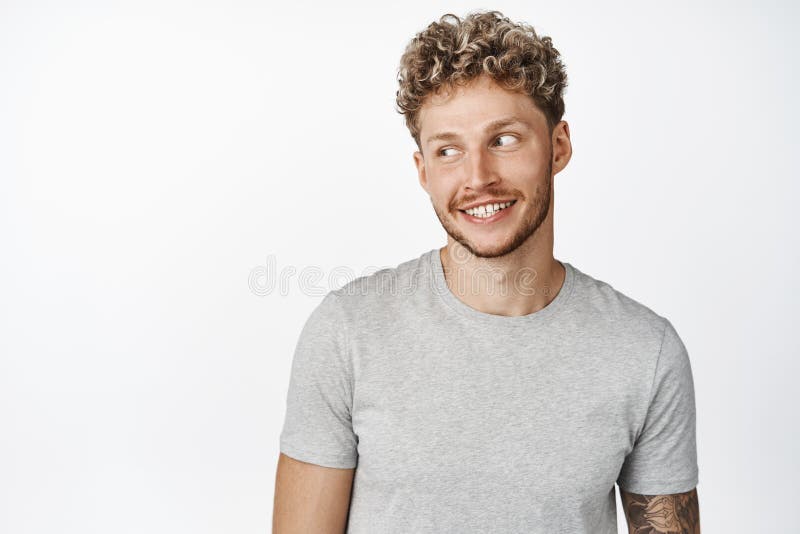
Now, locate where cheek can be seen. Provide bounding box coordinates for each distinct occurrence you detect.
[426,171,460,201]
[505,153,551,185]
[430,186,457,210]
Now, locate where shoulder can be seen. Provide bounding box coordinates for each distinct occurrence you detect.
[567,263,676,352]
[328,251,431,318]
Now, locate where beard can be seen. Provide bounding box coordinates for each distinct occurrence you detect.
[430,151,553,260]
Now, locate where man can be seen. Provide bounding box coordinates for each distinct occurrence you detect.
[273,10,700,534]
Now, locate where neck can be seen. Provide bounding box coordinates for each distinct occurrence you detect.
[439,234,565,318]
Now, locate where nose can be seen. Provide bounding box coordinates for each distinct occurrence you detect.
[464,146,498,190]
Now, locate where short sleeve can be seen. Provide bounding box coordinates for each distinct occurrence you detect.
[279,291,358,469]
[617,318,699,494]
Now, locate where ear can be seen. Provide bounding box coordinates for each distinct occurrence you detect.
[413,150,428,192]
[551,120,572,175]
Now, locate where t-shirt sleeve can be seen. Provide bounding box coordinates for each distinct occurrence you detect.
[616,318,699,494]
[278,291,358,469]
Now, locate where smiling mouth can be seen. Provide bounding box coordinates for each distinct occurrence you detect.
[458,199,517,218]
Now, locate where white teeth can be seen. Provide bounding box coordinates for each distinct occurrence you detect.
[465,201,514,218]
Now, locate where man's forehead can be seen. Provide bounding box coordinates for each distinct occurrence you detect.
[423,115,537,144]
[419,102,546,147]
[418,80,545,144]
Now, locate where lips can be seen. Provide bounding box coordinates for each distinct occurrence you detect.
[458,199,517,224]
[458,198,517,211]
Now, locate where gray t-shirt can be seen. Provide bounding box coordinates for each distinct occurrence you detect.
[279,248,699,533]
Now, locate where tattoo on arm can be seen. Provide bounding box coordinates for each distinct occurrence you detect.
[619,487,700,534]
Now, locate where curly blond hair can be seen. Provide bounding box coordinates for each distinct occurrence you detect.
[396,10,568,148]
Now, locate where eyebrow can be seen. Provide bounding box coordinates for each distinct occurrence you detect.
[424,116,533,146]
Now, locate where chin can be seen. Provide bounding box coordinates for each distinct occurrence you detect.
[463,241,519,259]
[434,201,540,260]
[449,230,522,259]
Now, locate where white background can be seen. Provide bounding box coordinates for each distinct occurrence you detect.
[1,0,798,532]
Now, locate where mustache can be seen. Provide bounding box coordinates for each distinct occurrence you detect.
[450,190,520,210]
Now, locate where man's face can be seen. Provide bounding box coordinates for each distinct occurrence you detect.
[413,74,568,259]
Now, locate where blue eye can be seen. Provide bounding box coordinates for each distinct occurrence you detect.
[494,134,518,147]
[439,147,459,157]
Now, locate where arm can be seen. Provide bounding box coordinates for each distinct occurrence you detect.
[273,453,355,534]
[620,487,700,534]
[617,320,700,532]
